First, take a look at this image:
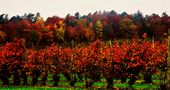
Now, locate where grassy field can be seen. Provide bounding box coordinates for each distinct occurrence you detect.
[0,74,162,90]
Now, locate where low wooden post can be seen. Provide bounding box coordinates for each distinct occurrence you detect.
[167,29,170,89]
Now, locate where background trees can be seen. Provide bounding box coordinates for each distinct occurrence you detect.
[0,11,169,47]
[118,17,137,39]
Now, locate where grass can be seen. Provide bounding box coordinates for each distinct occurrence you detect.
[0,74,162,90]
[0,86,84,90]
[0,84,160,90]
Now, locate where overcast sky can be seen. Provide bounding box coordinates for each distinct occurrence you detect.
[0,0,170,19]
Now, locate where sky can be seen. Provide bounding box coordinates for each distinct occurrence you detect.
[0,0,170,19]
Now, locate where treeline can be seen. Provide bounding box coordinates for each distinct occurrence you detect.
[0,11,169,48]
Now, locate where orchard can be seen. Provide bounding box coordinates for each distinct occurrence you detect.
[0,11,169,89]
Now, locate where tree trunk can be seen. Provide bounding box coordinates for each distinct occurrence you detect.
[41,72,48,86]
[144,72,152,84]
[129,76,137,87]
[32,69,40,86]
[53,74,60,86]
[69,73,77,87]
[85,79,94,88]
[85,74,94,88]
[1,72,10,85]
[21,70,28,85]
[13,70,21,85]
[106,77,113,89]
[1,65,10,85]
[77,72,83,81]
